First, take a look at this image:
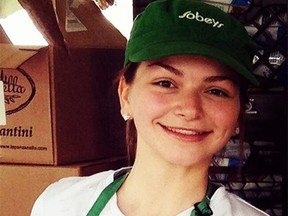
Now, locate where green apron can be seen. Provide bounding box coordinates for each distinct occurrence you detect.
[87,173,214,216]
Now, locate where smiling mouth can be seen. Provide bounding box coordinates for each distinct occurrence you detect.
[161,124,210,142]
[166,127,204,135]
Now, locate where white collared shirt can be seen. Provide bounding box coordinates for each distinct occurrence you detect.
[30,168,269,216]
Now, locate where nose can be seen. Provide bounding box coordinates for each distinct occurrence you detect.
[174,91,203,121]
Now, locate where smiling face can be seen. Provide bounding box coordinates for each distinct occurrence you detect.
[119,55,241,168]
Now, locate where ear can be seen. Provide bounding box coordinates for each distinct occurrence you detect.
[118,76,131,116]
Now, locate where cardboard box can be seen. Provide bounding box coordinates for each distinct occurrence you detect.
[0,157,127,216]
[0,44,126,164]
[0,0,129,164]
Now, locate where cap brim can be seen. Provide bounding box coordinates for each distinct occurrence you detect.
[127,41,259,86]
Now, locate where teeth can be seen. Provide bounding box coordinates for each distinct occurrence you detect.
[167,127,202,135]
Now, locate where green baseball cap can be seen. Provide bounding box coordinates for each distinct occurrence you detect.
[125,0,259,86]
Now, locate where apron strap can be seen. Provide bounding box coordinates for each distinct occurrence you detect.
[191,181,214,216]
[87,174,128,216]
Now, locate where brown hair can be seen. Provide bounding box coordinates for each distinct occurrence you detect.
[116,63,138,164]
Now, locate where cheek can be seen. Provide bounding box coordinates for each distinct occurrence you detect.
[131,90,171,118]
[208,101,240,130]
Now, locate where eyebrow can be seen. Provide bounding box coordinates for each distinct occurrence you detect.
[147,62,184,77]
[204,76,238,85]
[148,61,239,84]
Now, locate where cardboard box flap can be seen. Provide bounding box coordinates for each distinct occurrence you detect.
[18,0,66,47]
[55,0,126,49]
[14,0,126,49]
[0,25,11,43]
[0,43,41,68]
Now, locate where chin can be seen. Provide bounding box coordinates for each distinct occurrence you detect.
[165,153,212,168]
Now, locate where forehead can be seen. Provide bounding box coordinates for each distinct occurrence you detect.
[139,55,241,81]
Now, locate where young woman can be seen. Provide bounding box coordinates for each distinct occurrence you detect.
[31,0,269,215]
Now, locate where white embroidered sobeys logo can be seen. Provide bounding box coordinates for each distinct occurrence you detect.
[179,11,224,28]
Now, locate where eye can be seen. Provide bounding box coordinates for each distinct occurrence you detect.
[208,88,228,97]
[154,80,175,88]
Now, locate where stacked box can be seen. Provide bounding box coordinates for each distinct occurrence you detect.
[0,45,126,165]
[0,157,127,216]
[0,0,129,215]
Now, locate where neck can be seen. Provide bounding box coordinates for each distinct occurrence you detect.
[117,154,210,216]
